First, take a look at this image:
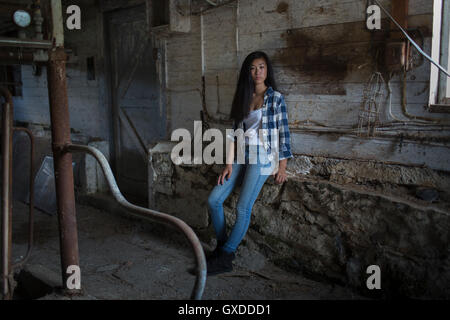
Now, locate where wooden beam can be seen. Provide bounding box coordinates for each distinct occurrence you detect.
[118,108,149,162]
[146,0,153,33]
[428,104,450,113]
[390,0,409,40]
[99,0,145,12]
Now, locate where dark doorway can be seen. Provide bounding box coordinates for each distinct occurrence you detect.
[105,4,166,203]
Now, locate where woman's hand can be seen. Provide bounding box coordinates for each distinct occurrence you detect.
[218,164,233,185]
[274,167,287,184]
[273,159,288,184]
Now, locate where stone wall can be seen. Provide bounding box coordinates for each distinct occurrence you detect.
[149,142,450,298]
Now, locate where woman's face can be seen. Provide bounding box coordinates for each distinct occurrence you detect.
[250,58,267,86]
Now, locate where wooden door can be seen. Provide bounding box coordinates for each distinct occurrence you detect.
[106,4,166,202]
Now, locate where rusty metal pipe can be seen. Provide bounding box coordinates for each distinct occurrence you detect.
[0,50,48,64]
[46,47,80,294]
[11,128,34,270]
[0,37,52,49]
[0,87,13,300]
[0,51,35,64]
[66,144,207,300]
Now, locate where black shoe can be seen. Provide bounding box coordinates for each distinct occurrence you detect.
[188,243,226,275]
[206,240,226,259]
[207,249,235,276]
[206,246,221,259]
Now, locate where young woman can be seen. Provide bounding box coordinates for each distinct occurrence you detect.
[206,51,294,276]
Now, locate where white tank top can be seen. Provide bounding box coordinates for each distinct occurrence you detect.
[243,108,262,146]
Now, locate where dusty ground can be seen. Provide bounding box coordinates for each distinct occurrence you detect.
[10,198,363,300]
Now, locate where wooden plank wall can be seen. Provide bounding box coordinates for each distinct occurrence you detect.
[165,0,450,171]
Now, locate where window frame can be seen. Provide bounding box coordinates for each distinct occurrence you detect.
[429,0,450,109]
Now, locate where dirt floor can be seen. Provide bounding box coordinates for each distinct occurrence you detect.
[9,198,363,300]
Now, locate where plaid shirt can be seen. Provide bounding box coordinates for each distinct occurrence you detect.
[227,87,294,162]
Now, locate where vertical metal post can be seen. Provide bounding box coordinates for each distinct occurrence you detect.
[12,128,35,270]
[1,88,13,300]
[47,0,80,294]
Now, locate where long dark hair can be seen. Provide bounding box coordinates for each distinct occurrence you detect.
[230,51,277,125]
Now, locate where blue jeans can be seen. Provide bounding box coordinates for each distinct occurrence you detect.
[207,144,272,253]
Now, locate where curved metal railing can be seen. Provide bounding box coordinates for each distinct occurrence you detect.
[66,144,207,300]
